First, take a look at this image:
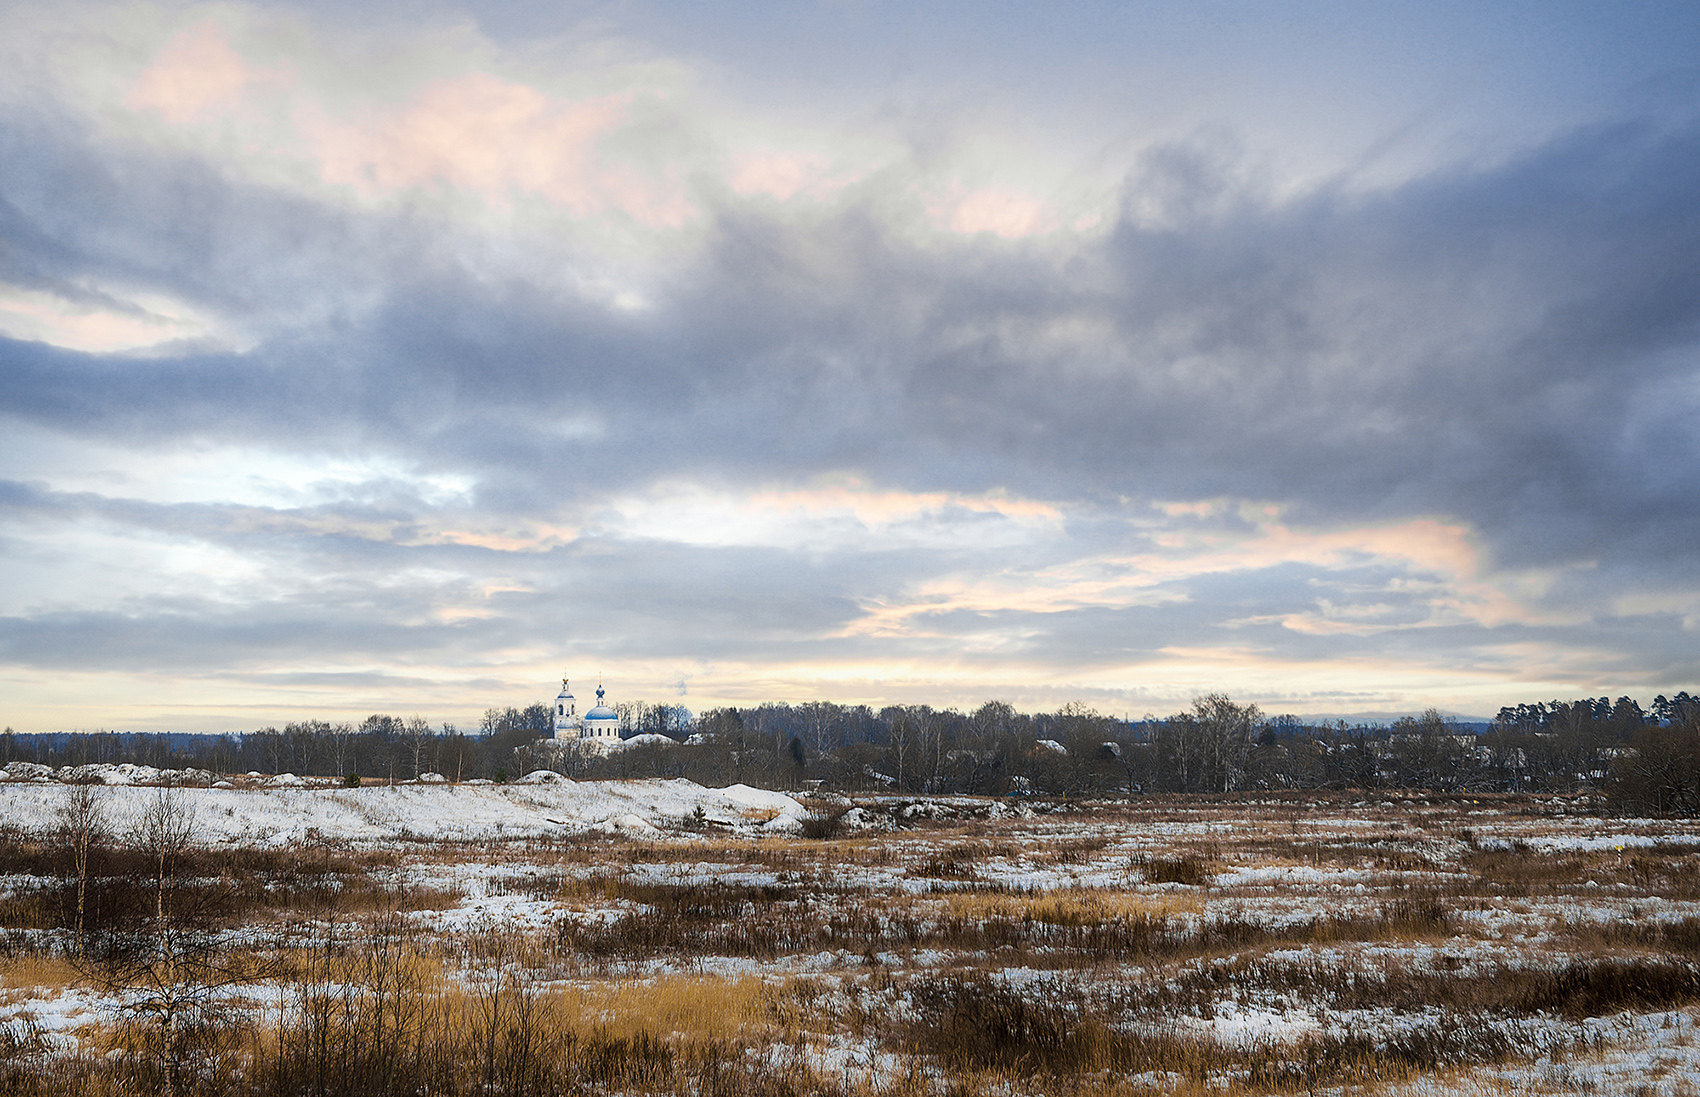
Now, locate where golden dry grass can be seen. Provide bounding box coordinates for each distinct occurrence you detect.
[562,974,777,1042]
[941,887,1203,924]
[6,794,1700,1097]
[0,953,84,1002]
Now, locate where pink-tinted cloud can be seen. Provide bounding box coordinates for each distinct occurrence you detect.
[308,74,691,226]
[414,523,579,553]
[129,26,694,229]
[743,482,1060,526]
[0,285,215,352]
[216,505,579,553]
[949,187,1046,238]
[726,150,872,204]
[845,514,1566,638]
[730,151,829,200]
[127,21,256,123]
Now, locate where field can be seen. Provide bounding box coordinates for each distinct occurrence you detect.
[3,783,1700,1096]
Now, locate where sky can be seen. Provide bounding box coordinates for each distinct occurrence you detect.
[2,1,1699,733]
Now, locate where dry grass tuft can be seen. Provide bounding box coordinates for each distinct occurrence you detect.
[901,972,1516,1091]
[0,954,84,1001]
[1131,852,1214,886]
[942,889,1202,925]
[566,975,776,1042]
[8,794,1700,1096]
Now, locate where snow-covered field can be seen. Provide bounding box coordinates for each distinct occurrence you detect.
[3,788,1699,1096]
[0,771,807,843]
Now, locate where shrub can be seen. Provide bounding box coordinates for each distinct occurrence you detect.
[1606,725,1700,815]
[343,773,361,788]
[1135,852,1213,886]
[799,806,848,840]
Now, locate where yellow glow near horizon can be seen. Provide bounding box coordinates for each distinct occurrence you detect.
[2,642,1666,735]
[0,470,1633,733]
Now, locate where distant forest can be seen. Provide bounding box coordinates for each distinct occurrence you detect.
[4,692,1699,812]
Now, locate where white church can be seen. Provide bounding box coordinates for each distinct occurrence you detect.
[552,678,621,741]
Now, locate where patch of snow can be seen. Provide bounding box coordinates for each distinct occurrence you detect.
[0,777,813,845]
[596,813,663,837]
[1199,1004,1319,1047]
[1519,832,1700,853]
[160,768,218,786]
[1215,864,1379,887]
[718,784,807,818]
[56,763,162,785]
[0,985,111,1050]
[620,733,681,748]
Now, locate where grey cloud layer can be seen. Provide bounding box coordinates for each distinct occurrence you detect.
[3,101,1700,701]
[8,117,1698,496]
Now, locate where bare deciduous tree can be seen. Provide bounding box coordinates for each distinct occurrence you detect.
[799,700,838,758]
[406,715,431,779]
[885,709,914,792]
[96,787,272,1097]
[1194,693,1261,794]
[329,720,356,778]
[56,780,108,960]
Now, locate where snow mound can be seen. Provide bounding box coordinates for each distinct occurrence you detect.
[838,807,882,831]
[0,777,808,846]
[57,763,160,785]
[597,813,663,837]
[619,733,681,749]
[537,734,684,756]
[37,763,218,787]
[558,738,619,756]
[417,772,448,784]
[719,784,806,818]
[515,770,568,785]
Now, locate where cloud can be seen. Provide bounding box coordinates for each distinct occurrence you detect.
[729,151,835,201]
[127,21,258,124]
[303,74,689,224]
[2,2,1700,727]
[0,282,225,352]
[947,188,1047,238]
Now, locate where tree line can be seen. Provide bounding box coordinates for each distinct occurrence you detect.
[4,691,1698,811]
